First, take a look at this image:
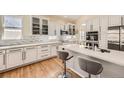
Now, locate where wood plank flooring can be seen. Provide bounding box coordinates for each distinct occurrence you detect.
[0,57,80,78]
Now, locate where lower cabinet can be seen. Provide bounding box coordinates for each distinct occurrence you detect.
[24,46,37,63]
[6,48,23,68]
[1,44,58,71]
[51,45,57,56]
[37,45,50,60]
[0,50,6,70]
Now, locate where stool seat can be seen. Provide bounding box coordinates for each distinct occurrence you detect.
[78,57,103,78]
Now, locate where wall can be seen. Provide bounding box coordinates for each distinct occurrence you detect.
[22,15,32,36]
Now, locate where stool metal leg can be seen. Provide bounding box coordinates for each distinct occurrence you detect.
[63,60,67,78]
[89,74,91,78]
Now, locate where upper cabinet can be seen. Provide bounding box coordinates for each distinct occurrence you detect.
[32,17,40,35]
[68,24,76,35]
[92,17,100,31]
[108,15,122,26]
[41,19,49,35]
[99,16,109,49]
[60,23,76,36]
[49,21,56,36]
[122,16,124,25]
[86,17,100,32]
[86,20,93,31]
[32,16,49,35]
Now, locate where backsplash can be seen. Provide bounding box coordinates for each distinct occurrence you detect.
[0,35,60,46]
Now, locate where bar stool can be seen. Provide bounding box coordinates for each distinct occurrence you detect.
[78,57,103,78]
[57,50,73,78]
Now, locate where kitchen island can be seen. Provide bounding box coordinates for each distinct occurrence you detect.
[60,44,124,78]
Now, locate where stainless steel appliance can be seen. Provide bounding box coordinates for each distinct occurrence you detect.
[86,31,99,49]
[108,26,124,51]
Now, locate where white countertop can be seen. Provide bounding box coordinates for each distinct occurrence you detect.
[0,41,60,50]
[61,44,124,66]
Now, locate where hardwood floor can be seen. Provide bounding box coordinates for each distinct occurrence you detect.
[0,57,80,78]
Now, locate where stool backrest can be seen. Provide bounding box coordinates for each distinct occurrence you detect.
[78,58,103,75]
[57,51,69,61]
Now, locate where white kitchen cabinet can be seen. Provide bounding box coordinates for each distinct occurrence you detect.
[6,48,23,68]
[122,16,124,25]
[40,18,49,35]
[92,17,100,31]
[86,20,93,31]
[51,45,57,56]
[108,15,122,26]
[0,50,6,70]
[49,21,56,36]
[99,16,109,49]
[24,46,37,63]
[37,45,50,60]
[56,24,61,36]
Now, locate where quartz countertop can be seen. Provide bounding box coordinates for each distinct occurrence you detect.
[0,41,60,50]
[61,44,124,66]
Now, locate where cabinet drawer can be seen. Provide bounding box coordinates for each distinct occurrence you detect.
[38,48,50,52]
[6,48,23,53]
[38,45,49,48]
[40,53,50,58]
[38,52,50,59]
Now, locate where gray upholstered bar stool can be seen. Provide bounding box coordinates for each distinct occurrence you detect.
[57,50,73,78]
[78,57,103,78]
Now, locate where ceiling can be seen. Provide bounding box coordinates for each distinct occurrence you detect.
[46,15,81,23]
[46,15,96,23]
[58,15,81,22]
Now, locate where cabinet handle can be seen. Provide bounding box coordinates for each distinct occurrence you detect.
[3,53,6,65]
[22,51,24,60]
[24,51,26,60]
[41,49,48,52]
[99,26,101,40]
[41,54,49,57]
[22,51,26,60]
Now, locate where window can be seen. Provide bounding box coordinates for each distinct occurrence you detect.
[2,16,23,40]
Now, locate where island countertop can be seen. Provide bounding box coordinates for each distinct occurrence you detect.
[61,44,124,67]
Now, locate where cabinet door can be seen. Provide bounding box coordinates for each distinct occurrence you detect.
[51,45,57,56]
[32,17,40,35]
[86,20,93,31]
[92,17,100,31]
[56,24,61,36]
[49,21,56,36]
[99,16,109,49]
[6,48,23,68]
[41,18,49,35]
[122,16,124,25]
[108,15,122,26]
[0,51,5,70]
[24,47,37,63]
